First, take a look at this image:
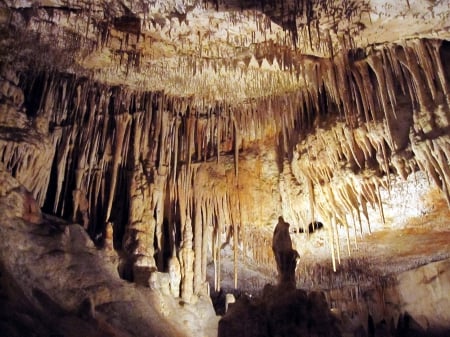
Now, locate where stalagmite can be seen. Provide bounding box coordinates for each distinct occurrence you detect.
[181,216,195,301]
[213,213,219,291]
[194,202,203,294]
[168,247,181,298]
[178,166,195,302]
[233,217,238,289]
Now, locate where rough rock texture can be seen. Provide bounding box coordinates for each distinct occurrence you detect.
[0,0,450,336]
[0,166,218,337]
[321,258,450,337]
[1,39,448,298]
[218,286,341,337]
[216,258,450,337]
[395,258,450,334]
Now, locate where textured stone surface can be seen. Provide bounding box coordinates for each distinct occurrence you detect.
[0,167,217,337]
[218,285,341,337]
[0,0,450,336]
[396,259,450,333]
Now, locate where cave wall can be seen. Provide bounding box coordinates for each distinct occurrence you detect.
[0,64,285,300]
[323,258,450,336]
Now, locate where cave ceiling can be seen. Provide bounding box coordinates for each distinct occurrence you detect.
[2,0,450,105]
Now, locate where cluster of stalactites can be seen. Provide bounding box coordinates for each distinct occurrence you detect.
[232,38,450,274]
[0,66,55,206]
[209,0,370,54]
[2,37,448,291]
[173,160,246,295]
[11,70,256,299]
[286,39,450,271]
[3,0,374,105]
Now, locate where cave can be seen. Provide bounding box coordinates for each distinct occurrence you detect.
[0,1,449,336]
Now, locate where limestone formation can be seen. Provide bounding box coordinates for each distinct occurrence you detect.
[0,166,186,337]
[224,293,236,313]
[0,0,450,336]
[272,216,299,286]
[168,251,182,298]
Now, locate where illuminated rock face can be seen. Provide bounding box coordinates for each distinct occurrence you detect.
[0,0,450,336]
[1,38,448,292]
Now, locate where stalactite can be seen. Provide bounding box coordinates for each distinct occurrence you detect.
[232,111,239,178]
[429,39,450,105]
[359,189,371,235]
[105,113,131,222]
[413,40,437,101]
[187,114,195,170]
[344,211,351,257]
[327,212,336,272]
[355,61,378,123]
[367,54,394,124]
[51,129,71,213]
[412,136,450,206]
[307,176,315,227]
[404,44,432,111]
[381,48,398,113]
[332,183,354,256]
[216,104,221,163]
[201,202,209,286]
[215,198,223,292]
[153,110,172,268]
[375,181,385,225]
[173,114,181,184]
[349,66,366,123]
[290,38,449,265]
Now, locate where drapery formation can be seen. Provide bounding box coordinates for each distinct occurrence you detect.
[0,38,449,297]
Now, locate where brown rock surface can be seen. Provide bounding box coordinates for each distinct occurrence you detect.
[218,285,341,337]
[0,166,217,337]
[0,0,450,336]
